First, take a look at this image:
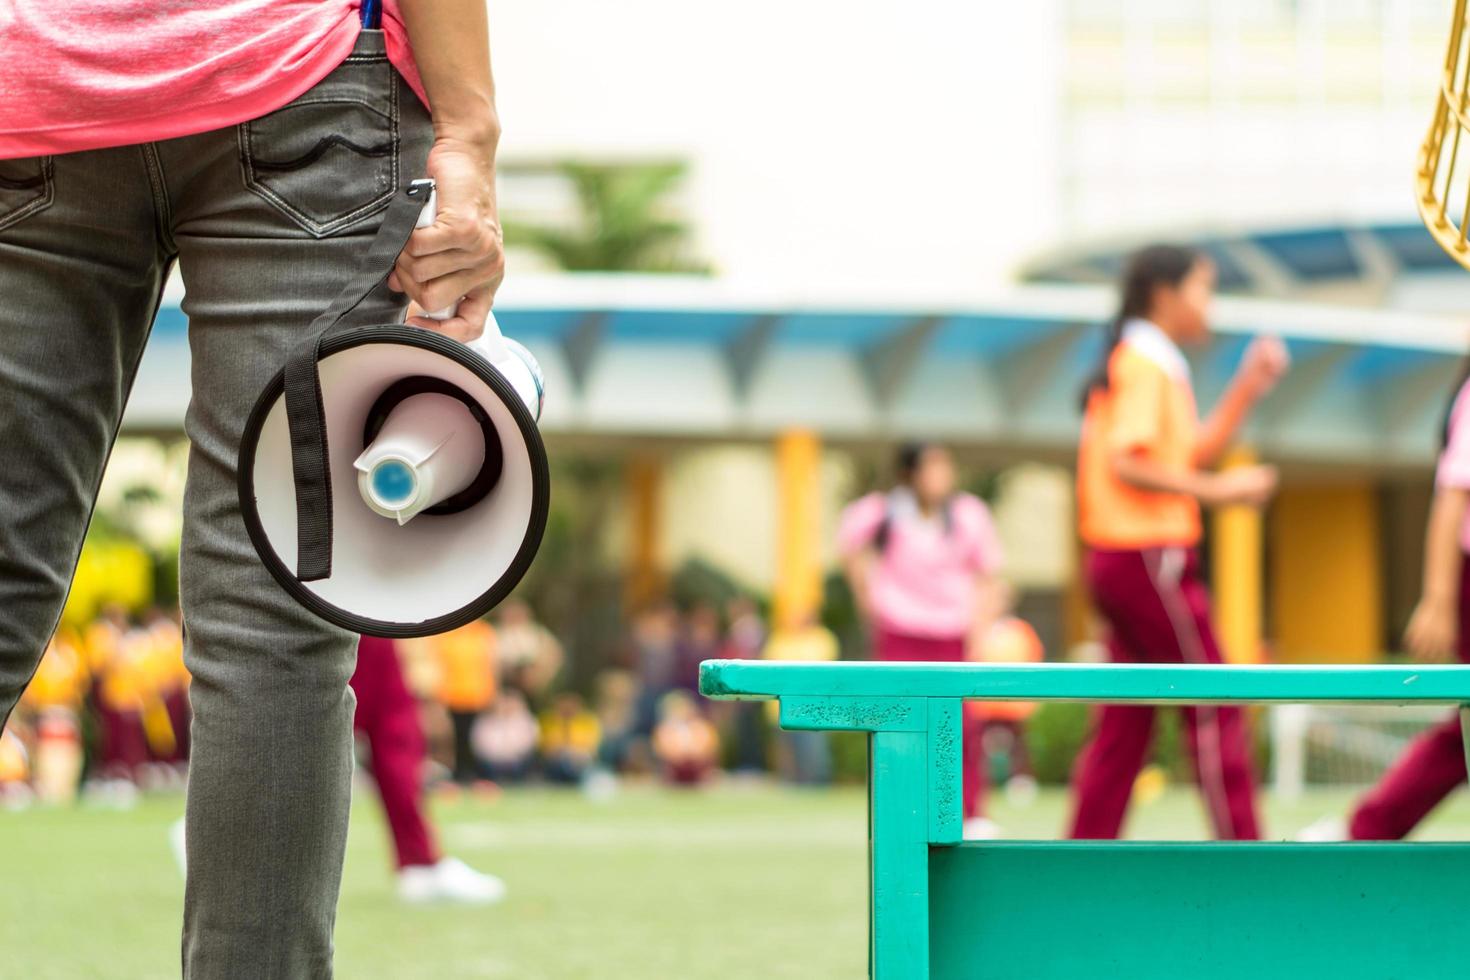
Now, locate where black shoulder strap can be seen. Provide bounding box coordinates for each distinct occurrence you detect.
[284,180,433,582]
[874,497,894,554]
[874,492,956,555]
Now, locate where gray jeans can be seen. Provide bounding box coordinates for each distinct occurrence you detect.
[0,33,431,978]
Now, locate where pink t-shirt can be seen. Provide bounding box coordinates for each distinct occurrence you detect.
[0,2,426,160]
[1438,379,1470,553]
[838,491,1004,640]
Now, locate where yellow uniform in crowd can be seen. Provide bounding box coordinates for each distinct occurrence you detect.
[539,708,601,759]
[21,633,88,712]
[432,621,498,714]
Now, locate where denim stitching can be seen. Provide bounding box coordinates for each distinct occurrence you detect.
[237,68,400,238]
[139,144,179,254]
[0,156,55,232]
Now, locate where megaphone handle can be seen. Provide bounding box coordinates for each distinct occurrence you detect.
[414,186,460,321]
[283,181,436,582]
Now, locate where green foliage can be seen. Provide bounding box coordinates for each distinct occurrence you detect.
[821,571,866,660]
[670,557,749,611]
[1025,702,1091,785]
[512,455,624,693]
[504,162,708,273]
[1025,701,1264,787]
[829,731,870,784]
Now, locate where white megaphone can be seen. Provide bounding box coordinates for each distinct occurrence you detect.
[238,179,549,638]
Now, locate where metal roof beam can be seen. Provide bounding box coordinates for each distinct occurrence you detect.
[1251,342,1357,431]
[724,313,782,399]
[1376,357,1464,441]
[993,322,1091,417]
[860,316,943,408]
[560,311,607,395]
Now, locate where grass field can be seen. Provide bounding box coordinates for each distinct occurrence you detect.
[4,780,1470,979]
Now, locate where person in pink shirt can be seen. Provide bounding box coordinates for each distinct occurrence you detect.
[839,442,1004,836]
[0,3,506,974]
[1309,371,1470,840]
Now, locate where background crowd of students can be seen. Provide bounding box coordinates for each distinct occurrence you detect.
[0,584,1045,813]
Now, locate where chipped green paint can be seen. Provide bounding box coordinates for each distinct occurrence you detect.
[925,700,961,845]
[780,696,924,732]
[697,660,1470,978]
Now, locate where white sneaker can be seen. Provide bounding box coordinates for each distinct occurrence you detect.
[962,816,1003,840]
[398,857,507,905]
[1296,816,1348,843]
[169,817,188,877]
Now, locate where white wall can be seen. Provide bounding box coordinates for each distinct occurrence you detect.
[489,0,1063,289]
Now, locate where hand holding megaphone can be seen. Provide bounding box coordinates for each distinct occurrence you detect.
[238,179,549,638]
[388,166,505,344]
[353,183,543,527]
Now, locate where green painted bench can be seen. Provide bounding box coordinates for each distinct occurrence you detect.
[698,660,1470,979]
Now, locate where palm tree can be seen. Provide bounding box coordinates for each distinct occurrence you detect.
[505,161,708,273]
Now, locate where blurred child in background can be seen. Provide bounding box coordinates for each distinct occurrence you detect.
[353,635,504,905]
[1069,244,1287,841]
[840,442,1004,837]
[0,725,30,810]
[652,691,719,786]
[431,618,498,787]
[540,693,601,785]
[966,582,1043,805]
[762,610,839,786]
[19,632,88,804]
[473,689,539,784]
[594,669,641,772]
[143,607,189,767]
[94,616,154,786]
[675,603,722,695]
[630,601,680,738]
[718,596,769,774]
[495,598,563,702]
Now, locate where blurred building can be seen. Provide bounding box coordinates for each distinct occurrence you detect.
[1060,0,1446,238]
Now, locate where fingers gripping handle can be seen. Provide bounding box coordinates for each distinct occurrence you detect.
[413,181,459,321]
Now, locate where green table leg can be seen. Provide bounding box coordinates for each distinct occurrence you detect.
[870,724,931,979]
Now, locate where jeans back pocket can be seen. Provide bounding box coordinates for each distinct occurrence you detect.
[0,157,55,233]
[239,58,400,238]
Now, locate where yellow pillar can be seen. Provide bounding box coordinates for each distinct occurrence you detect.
[1270,483,1383,664]
[625,454,664,608]
[1212,448,1265,664]
[774,430,823,630]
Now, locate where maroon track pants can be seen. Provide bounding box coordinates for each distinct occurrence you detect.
[1068,547,1262,840]
[352,635,439,870]
[1348,555,1470,840]
[875,629,985,820]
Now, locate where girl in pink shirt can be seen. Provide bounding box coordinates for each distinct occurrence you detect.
[839,443,1003,833]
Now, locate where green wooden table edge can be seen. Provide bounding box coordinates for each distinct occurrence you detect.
[699,659,1470,704]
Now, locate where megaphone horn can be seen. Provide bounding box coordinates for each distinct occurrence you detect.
[238,180,549,638]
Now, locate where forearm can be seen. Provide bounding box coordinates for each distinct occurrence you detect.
[398,0,501,144]
[1194,378,1258,468]
[1422,488,1468,604]
[1112,453,1211,500]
